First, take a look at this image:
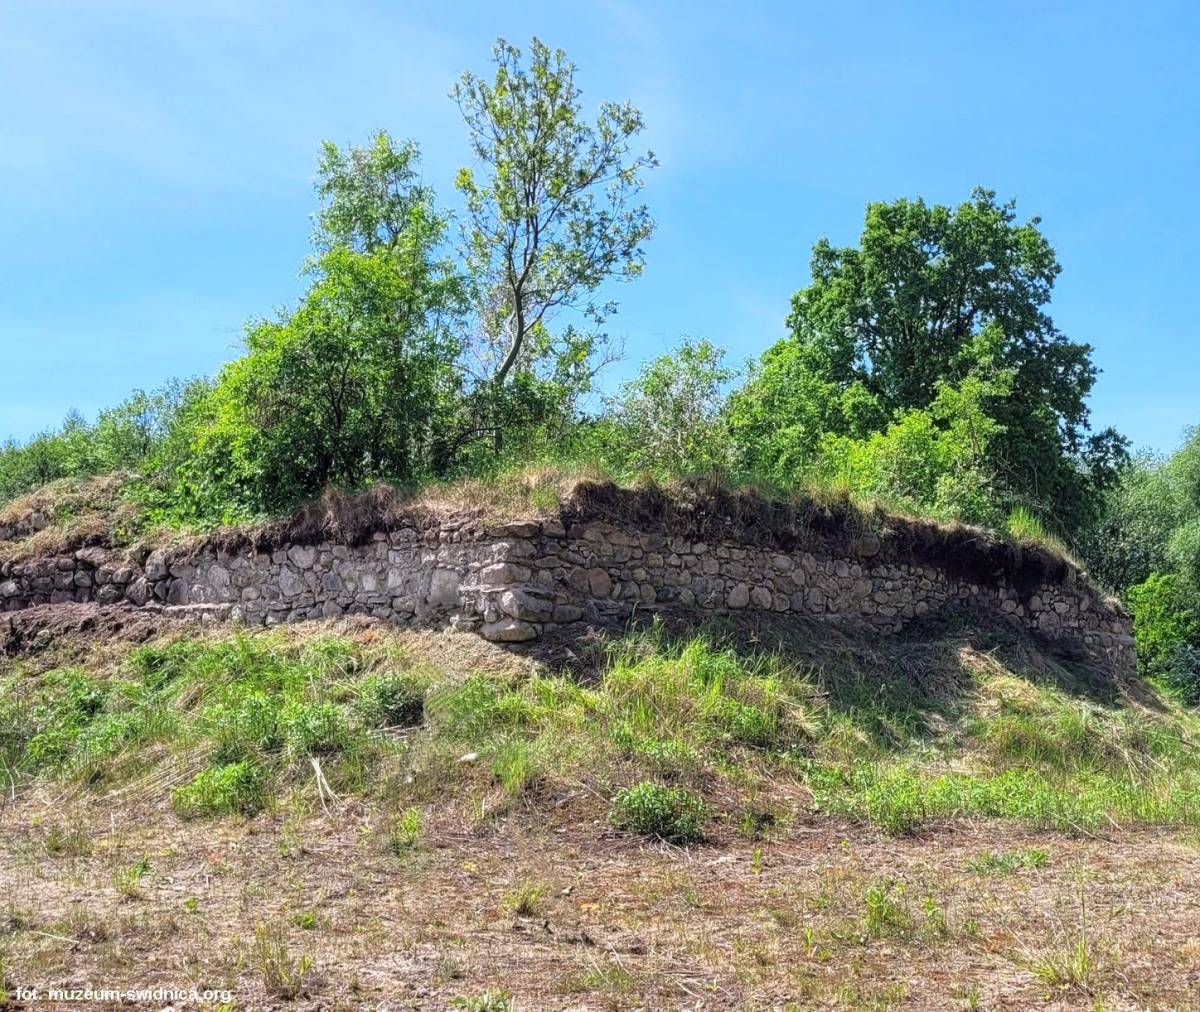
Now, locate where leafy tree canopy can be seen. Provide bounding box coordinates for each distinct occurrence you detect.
[734,188,1127,532]
[451,37,656,450]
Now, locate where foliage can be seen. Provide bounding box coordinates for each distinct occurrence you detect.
[609,782,707,843]
[601,338,737,477]
[1127,573,1200,702]
[737,189,1127,533]
[805,372,1010,525]
[0,381,207,507]
[175,141,466,515]
[251,922,314,999]
[355,672,427,728]
[172,760,268,817]
[1087,430,1200,593]
[451,37,656,441]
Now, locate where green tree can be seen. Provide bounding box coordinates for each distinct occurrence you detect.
[741,189,1126,531]
[1088,429,1200,593]
[1128,573,1200,694]
[451,37,656,452]
[170,137,466,517]
[604,338,737,477]
[809,371,1010,525]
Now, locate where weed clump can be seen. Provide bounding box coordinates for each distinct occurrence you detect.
[610,781,707,844]
[173,760,268,817]
[356,672,427,728]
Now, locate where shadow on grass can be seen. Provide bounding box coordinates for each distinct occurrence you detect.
[534,603,1157,759]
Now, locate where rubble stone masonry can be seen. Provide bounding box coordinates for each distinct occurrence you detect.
[0,491,1134,673]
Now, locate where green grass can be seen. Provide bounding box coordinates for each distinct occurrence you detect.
[1,631,427,811]
[966,848,1050,874]
[8,621,1200,842]
[1005,505,1069,556]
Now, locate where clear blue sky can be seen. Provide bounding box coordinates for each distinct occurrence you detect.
[2,0,1196,453]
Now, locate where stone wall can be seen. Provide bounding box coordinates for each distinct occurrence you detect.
[0,490,1134,672]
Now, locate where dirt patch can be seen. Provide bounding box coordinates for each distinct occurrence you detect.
[0,604,199,660]
[1,788,1196,1011]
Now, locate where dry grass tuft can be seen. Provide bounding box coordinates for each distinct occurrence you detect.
[0,474,149,563]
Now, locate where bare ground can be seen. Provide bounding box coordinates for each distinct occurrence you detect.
[0,613,1194,1010]
[2,786,1200,1011]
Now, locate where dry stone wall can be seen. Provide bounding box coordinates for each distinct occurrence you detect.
[0,499,1134,672]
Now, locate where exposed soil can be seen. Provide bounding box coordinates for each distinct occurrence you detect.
[0,604,198,661]
[1,787,1197,1011]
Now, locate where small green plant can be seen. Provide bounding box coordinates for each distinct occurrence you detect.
[356,672,427,728]
[956,985,983,1010]
[920,894,949,940]
[449,990,513,1012]
[172,760,268,818]
[966,848,1049,875]
[183,897,199,914]
[862,880,912,939]
[736,809,776,840]
[569,955,634,995]
[502,879,548,917]
[609,782,707,844]
[387,806,424,855]
[282,701,349,756]
[251,922,313,999]
[292,909,317,930]
[751,846,764,874]
[1026,880,1102,995]
[43,824,93,858]
[113,854,151,901]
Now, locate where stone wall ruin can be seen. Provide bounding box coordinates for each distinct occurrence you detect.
[0,485,1134,672]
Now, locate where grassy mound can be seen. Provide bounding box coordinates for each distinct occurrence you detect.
[1,618,1192,838]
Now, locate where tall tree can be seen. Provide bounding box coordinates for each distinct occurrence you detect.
[451,38,656,449]
[176,137,466,515]
[740,188,1126,531]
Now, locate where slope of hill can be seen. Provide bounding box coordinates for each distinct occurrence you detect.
[0,607,1196,1009]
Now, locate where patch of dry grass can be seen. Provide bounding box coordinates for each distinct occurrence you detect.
[0,474,150,562]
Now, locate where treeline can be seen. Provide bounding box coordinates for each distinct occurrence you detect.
[1,38,1195,696]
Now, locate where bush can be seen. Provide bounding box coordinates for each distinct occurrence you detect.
[209,691,284,764]
[172,760,268,817]
[356,672,427,728]
[609,781,707,843]
[1128,573,1200,699]
[281,702,349,756]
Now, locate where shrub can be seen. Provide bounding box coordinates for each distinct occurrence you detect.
[172,760,268,817]
[609,781,707,843]
[281,701,349,756]
[210,691,284,763]
[356,672,427,728]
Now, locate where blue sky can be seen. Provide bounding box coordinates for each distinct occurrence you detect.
[1,0,1196,453]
